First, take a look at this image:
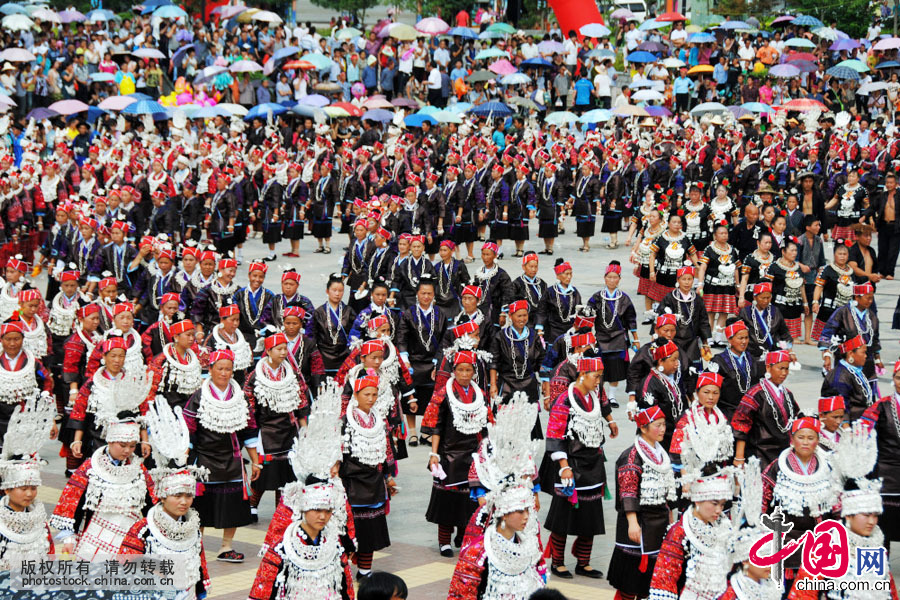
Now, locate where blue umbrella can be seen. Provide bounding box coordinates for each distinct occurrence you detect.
[826,65,860,80]
[719,20,751,29]
[171,43,195,68]
[639,19,668,31]
[791,15,824,27]
[86,9,115,21]
[741,102,774,113]
[362,109,393,122]
[190,105,232,119]
[291,104,324,119]
[121,100,167,115]
[448,26,477,39]
[586,48,616,59]
[86,107,109,124]
[876,61,900,69]
[645,105,672,116]
[0,4,27,15]
[90,72,117,82]
[140,0,172,15]
[446,102,472,113]
[580,23,611,37]
[688,33,715,43]
[469,101,513,117]
[404,114,437,127]
[153,5,187,18]
[245,103,288,121]
[627,51,657,63]
[299,94,330,108]
[521,57,554,68]
[273,46,300,61]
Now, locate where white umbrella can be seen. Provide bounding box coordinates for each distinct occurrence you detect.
[0,95,16,107]
[30,7,58,22]
[251,10,282,23]
[873,37,900,51]
[663,57,686,68]
[2,14,34,30]
[0,48,34,62]
[633,89,664,101]
[229,59,263,73]
[133,48,166,60]
[690,101,729,115]
[857,81,889,95]
[216,103,249,116]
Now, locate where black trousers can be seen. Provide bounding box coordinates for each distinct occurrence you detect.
[877,226,900,276]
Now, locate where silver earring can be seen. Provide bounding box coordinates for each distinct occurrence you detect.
[578,377,584,384]
[847,356,854,365]
[657,366,665,373]
[500,520,507,530]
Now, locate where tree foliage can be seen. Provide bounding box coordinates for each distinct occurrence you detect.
[308,0,382,24]
[785,0,875,38]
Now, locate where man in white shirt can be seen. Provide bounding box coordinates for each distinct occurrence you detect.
[564,30,579,69]
[427,61,442,105]
[521,35,539,59]
[434,39,451,68]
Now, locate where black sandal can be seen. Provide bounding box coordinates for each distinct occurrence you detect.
[408,435,419,447]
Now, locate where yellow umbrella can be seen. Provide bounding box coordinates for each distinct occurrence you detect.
[236,8,260,23]
[685,24,702,33]
[323,106,351,118]
[614,104,648,117]
[388,23,419,41]
[687,64,715,75]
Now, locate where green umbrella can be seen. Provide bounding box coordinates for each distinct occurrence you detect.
[486,22,516,34]
[335,27,362,40]
[466,70,495,83]
[836,59,869,72]
[546,111,578,125]
[475,48,509,60]
[508,96,540,110]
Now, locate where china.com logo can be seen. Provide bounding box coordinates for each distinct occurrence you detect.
[749,507,888,589]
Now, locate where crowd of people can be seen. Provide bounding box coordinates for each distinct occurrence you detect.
[0,3,896,600]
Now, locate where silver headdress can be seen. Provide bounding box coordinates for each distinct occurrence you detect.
[282,378,347,528]
[832,421,882,517]
[144,397,208,498]
[474,391,541,517]
[729,457,766,564]
[0,391,54,489]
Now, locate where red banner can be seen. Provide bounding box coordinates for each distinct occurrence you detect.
[548,0,604,37]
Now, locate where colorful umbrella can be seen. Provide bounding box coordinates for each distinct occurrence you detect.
[610,8,635,20]
[245,103,288,121]
[690,101,728,115]
[784,38,816,49]
[282,60,316,70]
[447,26,477,39]
[486,22,516,34]
[475,48,509,60]
[741,102,774,113]
[251,10,282,23]
[825,65,860,80]
[331,102,363,117]
[229,60,263,73]
[719,20,751,29]
[873,37,900,50]
[781,98,827,111]
[1,14,33,30]
[769,64,800,78]
[121,100,168,115]
[362,109,394,122]
[545,111,578,125]
[98,96,138,110]
[627,51,657,63]
[133,48,166,60]
[362,96,394,109]
[791,15,824,27]
[384,23,419,41]
[687,65,715,75]
[469,101,513,117]
[785,52,818,62]
[58,8,85,22]
[335,27,363,40]
[488,59,517,76]
[404,113,437,127]
[299,94,330,107]
[0,48,33,62]
[31,8,59,22]
[500,73,531,85]
[836,59,869,72]
[830,39,860,51]
[656,11,685,21]
[415,17,449,35]
[153,5,187,18]
[644,105,671,116]
[26,107,57,120]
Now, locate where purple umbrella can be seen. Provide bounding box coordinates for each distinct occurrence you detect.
[769,63,801,78]
[58,9,85,22]
[299,94,330,107]
[638,41,667,54]
[392,97,419,109]
[26,107,58,120]
[48,99,89,115]
[175,29,193,43]
[538,40,565,54]
[830,38,860,51]
[645,105,671,116]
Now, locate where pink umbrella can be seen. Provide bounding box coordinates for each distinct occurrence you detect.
[214,5,248,18]
[98,96,138,111]
[415,17,449,35]
[362,96,394,109]
[48,99,89,115]
[488,59,517,76]
[874,37,900,51]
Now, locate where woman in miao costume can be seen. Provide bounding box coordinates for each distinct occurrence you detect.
[448,391,546,600]
[0,393,57,571]
[0,315,56,446]
[245,332,309,523]
[202,304,253,387]
[84,301,146,380]
[789,422,898,600]
[541,356,619,580]
[183,348,261,563]
[120,398,210,600]
[422,350,490,558]
[607,406,677,600]
[51,417,156,561]
[249,378,356,600]
[146,319,204,411]
[760,416,837,591]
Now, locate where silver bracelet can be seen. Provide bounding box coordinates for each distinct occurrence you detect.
[558,466,572,477]
[429,452,440,459]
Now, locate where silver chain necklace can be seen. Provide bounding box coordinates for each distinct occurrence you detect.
[504,326,531,379]
[326,304,343,346]
[414,305,436,351]
[653,369,684,420]
[553,285,576,324]
[599,290,620,330]
[725,350,752,394]
[437,262,452,298]
[760,379,795,433]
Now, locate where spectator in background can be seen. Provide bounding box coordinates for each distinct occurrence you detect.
[381,57,396,100]
[362,55,378,96]
[455,9,470,28]
[434,39,450,69]
[553,66,571,110]
[256,77,272,104]
[673,67,695,113]
[573,74,593,114]
[427,61,442,107]
[450,59,467,84]
[593,64,612,109]
[346,52,360,83]
[275,74,291,103]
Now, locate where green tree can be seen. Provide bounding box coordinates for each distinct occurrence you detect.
[785,0,874,38]
[309,0,382,25]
